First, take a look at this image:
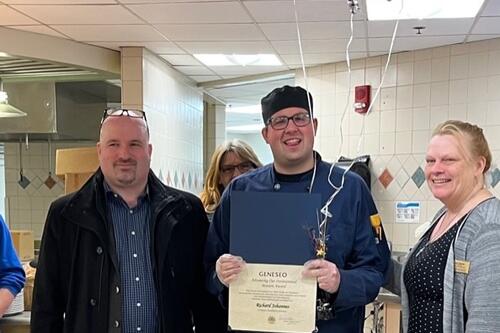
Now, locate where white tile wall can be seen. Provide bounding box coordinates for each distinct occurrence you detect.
[3,141,92,238]
[139,48,204,194]
[297,37,500,252]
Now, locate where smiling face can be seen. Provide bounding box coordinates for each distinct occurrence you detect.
[424,134,485,208]
[97,116,152,194]
[261,107,317,174]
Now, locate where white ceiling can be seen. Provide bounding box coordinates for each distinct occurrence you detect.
[2,0,500,134]
[1,0,500,86]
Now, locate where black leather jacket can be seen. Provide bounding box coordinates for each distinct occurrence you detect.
[31,169,219,333]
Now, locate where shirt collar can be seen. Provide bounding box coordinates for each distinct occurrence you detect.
[103,180,149,203]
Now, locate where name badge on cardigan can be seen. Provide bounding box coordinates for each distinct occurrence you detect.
[455,260,470,274]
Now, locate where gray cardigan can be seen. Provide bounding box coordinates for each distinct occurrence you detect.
[386,197,500,333]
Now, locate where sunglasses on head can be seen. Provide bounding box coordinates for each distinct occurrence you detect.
[101,108,148,125]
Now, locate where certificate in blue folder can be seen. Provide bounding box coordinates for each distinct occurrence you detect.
[229,191,321,265]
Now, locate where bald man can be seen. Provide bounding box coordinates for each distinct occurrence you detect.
[32,109,221,333]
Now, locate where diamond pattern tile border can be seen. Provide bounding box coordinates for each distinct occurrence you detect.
[44,176,57,189]
[491,168,500,188]
[412,167,426,188]
[378,168,393,189]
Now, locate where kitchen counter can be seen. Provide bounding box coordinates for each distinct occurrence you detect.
[374,250,405,333]
[0,311,30,333]
[377,288,401,304]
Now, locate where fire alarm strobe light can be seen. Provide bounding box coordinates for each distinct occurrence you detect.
[354,85,371,114]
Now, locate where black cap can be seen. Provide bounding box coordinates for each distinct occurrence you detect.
[261,85,313,124]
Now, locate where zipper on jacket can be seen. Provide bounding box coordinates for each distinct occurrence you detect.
[97,252,104,313]
[150,195,178,332]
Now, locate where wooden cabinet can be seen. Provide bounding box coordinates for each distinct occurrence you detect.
[55,147,98,194]
[384,303,401,333]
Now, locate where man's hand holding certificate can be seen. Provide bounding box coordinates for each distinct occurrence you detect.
[302,259,341,294]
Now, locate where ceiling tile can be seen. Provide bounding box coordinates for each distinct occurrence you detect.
[127,2,252,24]
[481,0,500,16]
[472,17,500,34]
[178,41,274,53]
[368,19,474,38]
[155,24,266,41]
[271,38,366,53]
[259,21,366,40]
[0,5,38,25]
[160,54,201,66]
[244,0,365,23]
[368,36,465,53]
[206,76,294,106]
[12,5,142,24]
[209,65,288,76]
[2,0,116,3]
[173,65,215,75]
[51,25,166,42]
[120,0,232,3]
[280,52,366,66]
[209,84,278,98]
[90,41,185,53]
[467,35,500,42]
[6,25,68,38]
[189,75,221,82]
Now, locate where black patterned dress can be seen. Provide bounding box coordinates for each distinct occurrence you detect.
[403,216,465,333]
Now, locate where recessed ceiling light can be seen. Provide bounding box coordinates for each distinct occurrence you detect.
[366,0,485,21]
[194,54,281,67]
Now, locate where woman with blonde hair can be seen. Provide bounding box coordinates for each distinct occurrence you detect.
[201,139,262,221]
[386,120,500,333]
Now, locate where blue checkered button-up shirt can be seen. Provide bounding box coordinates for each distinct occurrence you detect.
[105,183,157,333]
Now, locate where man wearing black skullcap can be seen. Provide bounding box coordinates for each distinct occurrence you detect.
[205,85,390,333]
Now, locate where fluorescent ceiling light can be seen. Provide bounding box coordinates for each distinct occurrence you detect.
[226,104,261,114]
[366,0,485,21]
[194,54,281,67]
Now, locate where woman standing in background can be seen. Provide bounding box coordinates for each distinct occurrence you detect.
[201,139,262,222]
[199,139,262,332]
[386,120,500,333]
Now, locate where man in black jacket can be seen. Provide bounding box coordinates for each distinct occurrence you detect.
[31,109,220,333]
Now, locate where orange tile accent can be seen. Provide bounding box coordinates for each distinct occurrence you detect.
[378,168,393,189]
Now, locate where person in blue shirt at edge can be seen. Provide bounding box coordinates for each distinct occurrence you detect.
[204,85,391,333]
[31,109,222,333]
[0,214,25,317]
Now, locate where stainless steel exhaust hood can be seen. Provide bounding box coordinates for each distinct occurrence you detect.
[0,81,121,142]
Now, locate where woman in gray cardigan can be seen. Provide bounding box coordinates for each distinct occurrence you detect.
[386,120,500,333]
